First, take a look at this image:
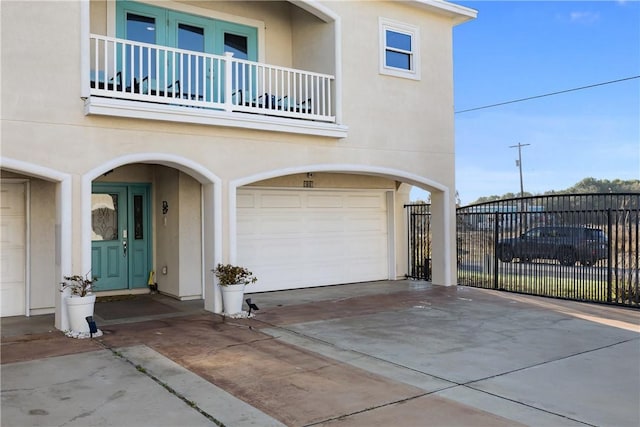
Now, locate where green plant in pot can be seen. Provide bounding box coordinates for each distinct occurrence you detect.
[212,263,257,315]
[60,273,98,335]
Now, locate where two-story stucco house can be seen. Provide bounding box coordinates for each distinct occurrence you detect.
[0,0,476,330]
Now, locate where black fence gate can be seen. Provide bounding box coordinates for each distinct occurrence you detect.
[407,193,639,308]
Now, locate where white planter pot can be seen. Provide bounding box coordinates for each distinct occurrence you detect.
[220,283,245,314]
[66,294,96,333]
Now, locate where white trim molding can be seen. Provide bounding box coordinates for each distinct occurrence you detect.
[85,98,348,139]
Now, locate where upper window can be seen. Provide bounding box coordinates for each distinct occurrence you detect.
[379,18,420,80]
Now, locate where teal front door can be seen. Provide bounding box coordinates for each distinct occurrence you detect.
[91,183,151,291]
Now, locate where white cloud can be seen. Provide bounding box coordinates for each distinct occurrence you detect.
[569,11,600,24]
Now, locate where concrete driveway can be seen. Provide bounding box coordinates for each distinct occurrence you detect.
[2,281,639,426]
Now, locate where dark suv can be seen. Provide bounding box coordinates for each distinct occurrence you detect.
[497,226,608,266]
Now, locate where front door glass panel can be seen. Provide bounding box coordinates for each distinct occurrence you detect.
[91,194,118,241]
[133,194,144,239]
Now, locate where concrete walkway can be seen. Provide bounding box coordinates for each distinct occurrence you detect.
[2,281,639,426]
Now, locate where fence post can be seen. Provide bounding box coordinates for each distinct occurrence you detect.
[607,208,613,303]
[493,211,500,290]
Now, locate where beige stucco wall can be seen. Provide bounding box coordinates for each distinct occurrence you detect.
[2,0,456,187]
[1,0,467,318]
[155,167,181,296]
[178,171,203,299]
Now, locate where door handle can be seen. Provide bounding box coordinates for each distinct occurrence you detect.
[123,240,127,257]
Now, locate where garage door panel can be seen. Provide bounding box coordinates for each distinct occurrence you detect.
[259,217,305,234]
[260,193,302,208]
[307,195,344,208]
[236,217,257,235]
[346,216,386,232]
[1,247,25,282]
[305,215,345,233]
[238,188,389,292]
[346,236,387,256]
[0,185,25,213]
[1,217,25,247]
[247,259,386,293]
[1,282,25,317]
[237,193,256,208]
[1,183,26,317]
[346,194,386,209]
[240,238,342,261]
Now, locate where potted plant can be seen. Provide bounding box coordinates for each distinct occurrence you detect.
[212,263,257,315]
[60,273,97,334]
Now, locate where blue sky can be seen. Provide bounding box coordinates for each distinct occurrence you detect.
[411,0,640,205]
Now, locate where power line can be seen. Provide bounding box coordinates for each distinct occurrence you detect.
[455,75,640,114]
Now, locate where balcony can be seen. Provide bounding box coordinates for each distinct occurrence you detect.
[85,35,346,137]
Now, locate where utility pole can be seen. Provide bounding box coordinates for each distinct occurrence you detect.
[510,143,530,198]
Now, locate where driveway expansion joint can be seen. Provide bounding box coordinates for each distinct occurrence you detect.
[465,336,640,386]
[95,339,226,427]
[302,392,431,427]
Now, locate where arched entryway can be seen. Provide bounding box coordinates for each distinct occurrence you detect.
[81,154,223,319]
[229,164,455,292]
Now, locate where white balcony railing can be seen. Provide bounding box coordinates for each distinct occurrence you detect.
[89,35,335,123]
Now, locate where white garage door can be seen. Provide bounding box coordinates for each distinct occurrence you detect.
[1,182,26,317]
[237,188,390,292]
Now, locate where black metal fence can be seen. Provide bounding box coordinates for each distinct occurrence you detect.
[406,193,639,308]
[407,203,432,280]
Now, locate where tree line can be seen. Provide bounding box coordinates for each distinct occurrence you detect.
[470,178,640,205]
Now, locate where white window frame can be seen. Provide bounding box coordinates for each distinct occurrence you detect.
[379,17,420,80]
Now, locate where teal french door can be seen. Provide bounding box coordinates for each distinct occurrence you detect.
[91,183,151,291]
[116,1,257,101]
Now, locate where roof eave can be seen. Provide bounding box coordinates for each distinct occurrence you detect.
[410,0,478,25]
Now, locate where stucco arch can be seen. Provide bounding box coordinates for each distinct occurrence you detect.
[229,164,454,286]
[81,153,224,313]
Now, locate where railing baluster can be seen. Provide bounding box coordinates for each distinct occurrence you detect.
[315,75,320,115]
[164,49,169,98]
[304,74,309,114]
[114,40,119,92]
[327,78,332,116]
